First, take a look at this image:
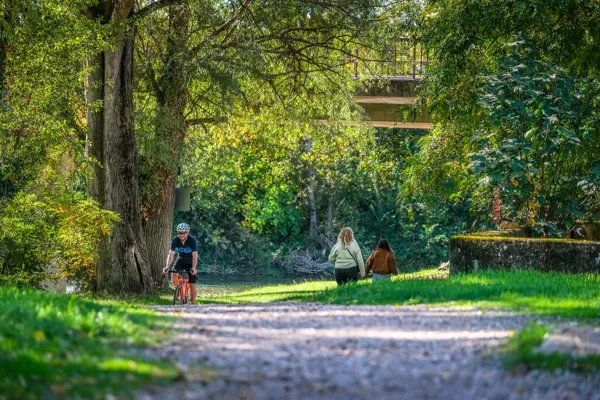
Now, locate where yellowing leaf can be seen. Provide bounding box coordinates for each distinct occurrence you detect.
[33,331,46,341]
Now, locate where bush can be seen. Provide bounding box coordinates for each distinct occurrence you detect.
[0,191,118,290]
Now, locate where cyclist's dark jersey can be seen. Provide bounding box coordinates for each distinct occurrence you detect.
[170,235,198,265]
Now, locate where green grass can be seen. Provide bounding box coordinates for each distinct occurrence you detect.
[504,323,600,372]
[0,286,178,400]
[192,269,447,304]
[85,291,173,307]
[197,269,600,319]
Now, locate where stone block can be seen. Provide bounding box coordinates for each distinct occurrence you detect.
[449,235,600,275]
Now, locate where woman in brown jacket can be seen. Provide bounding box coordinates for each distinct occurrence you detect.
[365,240,398,281]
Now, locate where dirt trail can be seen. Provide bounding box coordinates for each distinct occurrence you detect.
[137,303,600,400]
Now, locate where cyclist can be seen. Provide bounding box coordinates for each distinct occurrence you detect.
[163,223,198,304]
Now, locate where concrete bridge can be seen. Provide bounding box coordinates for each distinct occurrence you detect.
[351,39,433,130]
[356,77,432,130]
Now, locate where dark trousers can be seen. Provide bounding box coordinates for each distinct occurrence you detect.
[335,266,358,285]
[173,261,197,284]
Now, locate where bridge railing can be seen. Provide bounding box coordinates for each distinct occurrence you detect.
[347,38,431,79]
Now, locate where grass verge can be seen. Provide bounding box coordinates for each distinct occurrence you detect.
[0,286,177,400]
[198,270,600,319]
[504,323,600,372]
[85,291,173,307]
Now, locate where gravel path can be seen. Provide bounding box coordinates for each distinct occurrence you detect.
[137,303,600,400]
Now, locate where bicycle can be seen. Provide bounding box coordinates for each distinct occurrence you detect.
[166,269,190,305]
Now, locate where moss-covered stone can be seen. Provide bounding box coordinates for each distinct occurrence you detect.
[468,229,528,238]
[449,235,600,275]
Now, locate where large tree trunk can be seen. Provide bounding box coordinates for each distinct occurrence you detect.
[142,5,189,282]
[143,177,176,282]
[85,0,153,293]
[84,51,105,206]
[84,49,106,292]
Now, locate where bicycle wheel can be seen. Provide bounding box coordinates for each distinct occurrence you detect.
[181,286,187,305]
[172,287,180,305]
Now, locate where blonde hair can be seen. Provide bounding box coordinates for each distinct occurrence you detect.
[338,227,354,248]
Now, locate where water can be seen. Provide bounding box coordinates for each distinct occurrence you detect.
[66,274,328,295]
[194,274,327,296]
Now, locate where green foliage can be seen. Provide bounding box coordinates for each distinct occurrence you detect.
[471,41,599,232]
[421,0,600,123]
[410,1,600,235]
[0,0,114,288]
[0,286,176,399]
[0,269,41,289]
[241,186,302,238]
[0,189,118,290]
[179,93,466,273]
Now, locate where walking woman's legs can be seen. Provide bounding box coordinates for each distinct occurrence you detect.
[335,268,346,285]
[335,267,359,285]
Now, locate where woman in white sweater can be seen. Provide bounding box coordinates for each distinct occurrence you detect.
[328,227,365,285]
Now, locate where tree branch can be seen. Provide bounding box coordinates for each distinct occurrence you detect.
[210,0,253,38]
[189,0,253,55]
[133,0,183,20]
[186,117,227,126]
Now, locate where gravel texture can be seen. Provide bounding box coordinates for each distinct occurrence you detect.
[136,303,600,400]
[536,325,600,356]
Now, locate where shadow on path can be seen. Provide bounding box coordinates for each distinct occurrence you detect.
[137,303,600,400]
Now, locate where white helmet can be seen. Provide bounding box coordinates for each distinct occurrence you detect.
[176,223,190,233]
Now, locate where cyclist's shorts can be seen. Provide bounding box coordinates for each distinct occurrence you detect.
[173,261,197,284]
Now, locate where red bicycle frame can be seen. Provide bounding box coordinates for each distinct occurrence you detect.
[171,271,190,305]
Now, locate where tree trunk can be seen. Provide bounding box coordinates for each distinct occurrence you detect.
[326,185,334,243]
[84,49,106,291]
[84,51,105,206]
[85,0,153,293]
[326,184,344,250]
[305,138,318,243]
[143,178,176,282]
[142,5,189,282]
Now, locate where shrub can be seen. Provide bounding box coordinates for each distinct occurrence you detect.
[0,191,118,290]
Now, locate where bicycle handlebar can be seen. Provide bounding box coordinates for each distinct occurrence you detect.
[163,269,196,278]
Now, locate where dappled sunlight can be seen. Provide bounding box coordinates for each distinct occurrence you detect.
[140,301,593,399]
[154,303,528,358]
[189,325,511,343]
[155,304,519,321]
